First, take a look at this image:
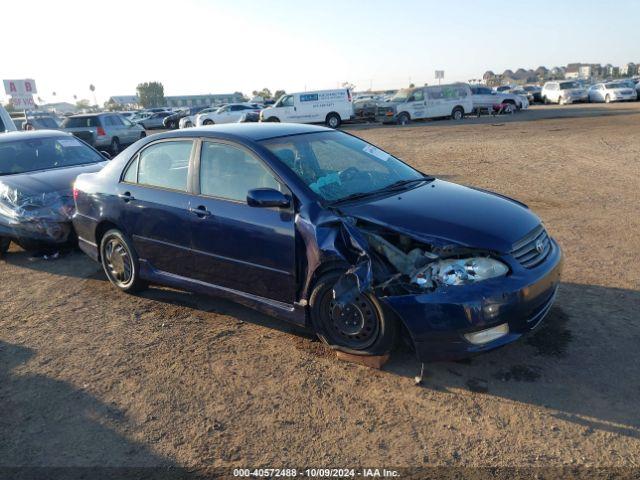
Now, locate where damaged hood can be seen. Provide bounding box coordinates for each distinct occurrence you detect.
[0,162,106,198]
[339,179,540,253]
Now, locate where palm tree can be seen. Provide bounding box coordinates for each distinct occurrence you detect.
[89,84,96,106]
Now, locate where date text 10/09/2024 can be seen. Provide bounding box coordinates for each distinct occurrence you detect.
[233,468,400,478]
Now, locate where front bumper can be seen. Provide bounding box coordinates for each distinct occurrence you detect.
[0,217,73,247]
[382,239,563,362]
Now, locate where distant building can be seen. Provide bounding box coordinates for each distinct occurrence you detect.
[565,64,580,79]
[41,102,77,114]
[107,93,245,109]
[107,96,140,109]
[620,62,636,76]
[164,93,244,108]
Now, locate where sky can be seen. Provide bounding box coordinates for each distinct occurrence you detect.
[3,0,640,105]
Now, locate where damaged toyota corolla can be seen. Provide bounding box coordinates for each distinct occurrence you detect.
[73,124,562,362]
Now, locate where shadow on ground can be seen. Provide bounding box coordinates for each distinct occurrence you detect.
[0,341,189,477]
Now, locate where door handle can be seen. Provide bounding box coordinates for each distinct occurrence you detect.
[189,206,212,218]
[118,192,134,201]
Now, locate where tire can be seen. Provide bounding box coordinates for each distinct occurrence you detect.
[203,119,214,126]
[185,121,193,128]
[543,96,549,105]
[396,112,410,125]
[605,95,611,104]
[559,96,566,105]
[110,137,120,155]
[451,107,464,120]
[266,117,280,123]
[100,229,147,293]
[326,112,341,129]
[0,237,10,258]
[309,271,397,356]
[504,102,516,114]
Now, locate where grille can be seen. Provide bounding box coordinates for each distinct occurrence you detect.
[511,225,551,268]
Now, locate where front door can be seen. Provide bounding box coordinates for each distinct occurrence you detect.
[187,140,296,304]
[118,139,195,277]
[406,89,427,119]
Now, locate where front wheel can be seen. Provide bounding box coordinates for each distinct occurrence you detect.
[396,112,410,125]
[203,119,214,126]
[0,237,10,258]
[325,113,341,128]
[100,229,147,293]
[605,95,611,104]
[309,272,397,356]
[451,107,464,120]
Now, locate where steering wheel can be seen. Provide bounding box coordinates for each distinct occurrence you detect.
[339,166,361,182]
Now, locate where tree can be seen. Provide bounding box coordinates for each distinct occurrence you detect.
[136,81,165,108]
[409,83,415,88]
[89,84,97,106]
[252,88,272,100]
[272,90,286,101]
[342,81,356,91]
[76,99,91,110]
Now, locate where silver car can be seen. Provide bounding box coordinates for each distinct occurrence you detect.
[588,82,638,103]
[135,111,173,130]
[61,113,146,154]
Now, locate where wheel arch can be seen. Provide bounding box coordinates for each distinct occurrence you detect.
[94,220,123,261]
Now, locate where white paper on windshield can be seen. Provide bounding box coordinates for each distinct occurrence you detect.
[58,138,83,147]
[363,144,390,161]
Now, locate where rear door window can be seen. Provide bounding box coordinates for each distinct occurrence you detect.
[128,141,193,191]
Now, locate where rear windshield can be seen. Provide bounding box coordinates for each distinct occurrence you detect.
[61,116,101,128]
[33,117,59,129]
[606,83,627,89]
[0,136,103,175]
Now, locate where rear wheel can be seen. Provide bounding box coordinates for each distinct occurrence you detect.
[396,112,410,125]
[326,112,341,128]
[266,116,280,122]
[100,229,147,293]
[605,94,611,104]
[451,107,464,120]
[203,119,214,125]
[0,237,10,258]
[309,272,397,356]
[504,102,516,114]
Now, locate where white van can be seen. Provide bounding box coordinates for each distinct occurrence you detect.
[260,89,354,128]
[0,105,17,133]
[376,83,473,124]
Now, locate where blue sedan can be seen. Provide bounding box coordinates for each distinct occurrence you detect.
[72,124,562,362]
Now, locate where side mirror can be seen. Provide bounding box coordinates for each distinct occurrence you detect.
[100,150,112,160]
[247,188,290,208]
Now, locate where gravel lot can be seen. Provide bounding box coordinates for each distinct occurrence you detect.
[1,103,639,475]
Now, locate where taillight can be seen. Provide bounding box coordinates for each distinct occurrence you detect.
[97,127,106,136]
[73,186,79,201]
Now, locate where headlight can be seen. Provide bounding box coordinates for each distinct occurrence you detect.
[431,257,509,286]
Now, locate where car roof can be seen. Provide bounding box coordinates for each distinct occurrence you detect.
[0,129,71,143]
[156,123,333,141]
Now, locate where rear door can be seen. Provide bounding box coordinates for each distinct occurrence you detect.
[187,139,296,303]
[118,139,195,276]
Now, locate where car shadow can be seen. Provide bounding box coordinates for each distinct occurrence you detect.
[0,340,188,477]
[2,245,104,280]
[137,280,640,441]
[383,282,640,440]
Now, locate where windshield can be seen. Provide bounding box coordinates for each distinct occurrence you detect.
[390,89,412,103]
[0,136,104,175]
[606,83,627,89]
[559,81,580,90]
[260,131,425,203]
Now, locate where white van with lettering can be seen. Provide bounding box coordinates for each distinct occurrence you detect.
[376,83,473,124]
[260,89,354,128]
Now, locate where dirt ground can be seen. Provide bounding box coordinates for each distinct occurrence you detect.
[1,103,639,475]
